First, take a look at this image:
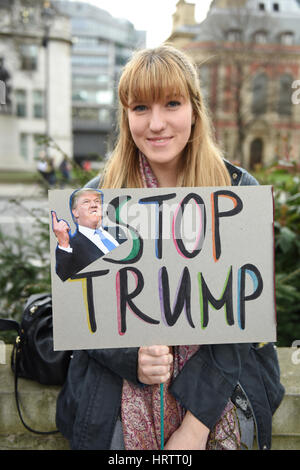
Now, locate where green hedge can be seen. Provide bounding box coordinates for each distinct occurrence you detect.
[254,162,300,347]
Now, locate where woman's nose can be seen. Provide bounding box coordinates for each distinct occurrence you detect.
[149,106,166,132]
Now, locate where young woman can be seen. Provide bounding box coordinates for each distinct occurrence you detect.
[56,45,284,450]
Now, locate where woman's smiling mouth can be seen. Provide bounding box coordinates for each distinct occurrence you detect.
[147,136,173,146]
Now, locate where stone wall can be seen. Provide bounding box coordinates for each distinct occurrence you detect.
[0,345,299,450]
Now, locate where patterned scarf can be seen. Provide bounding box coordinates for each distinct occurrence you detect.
[121,153,240,450]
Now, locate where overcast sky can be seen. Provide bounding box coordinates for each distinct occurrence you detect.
[71,0,213,46]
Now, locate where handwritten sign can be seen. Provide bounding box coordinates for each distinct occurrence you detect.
[49,185,276,350]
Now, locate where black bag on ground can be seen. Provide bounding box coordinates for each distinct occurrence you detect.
[12,293,70,385]
[0,293,71,434]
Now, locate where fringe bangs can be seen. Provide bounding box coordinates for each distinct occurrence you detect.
[119,52,190,107]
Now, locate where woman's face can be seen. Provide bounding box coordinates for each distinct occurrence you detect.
[127,94,194,171]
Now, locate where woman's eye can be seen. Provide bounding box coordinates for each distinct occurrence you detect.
[133,104,147,112]
[167,100,181,108]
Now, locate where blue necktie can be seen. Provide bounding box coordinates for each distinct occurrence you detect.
[94,228,117,252]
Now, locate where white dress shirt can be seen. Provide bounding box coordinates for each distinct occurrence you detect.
[58,225,119,254]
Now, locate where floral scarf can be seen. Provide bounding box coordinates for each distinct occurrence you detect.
[121,153,241,450]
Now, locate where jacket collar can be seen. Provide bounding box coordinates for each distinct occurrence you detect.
[86,159,244,189]
[224,159,243,186]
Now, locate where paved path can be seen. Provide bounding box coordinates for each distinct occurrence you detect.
[0,183,46,200]
[0,184,48,236]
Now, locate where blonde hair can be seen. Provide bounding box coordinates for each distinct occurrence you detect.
[101,44,231,188]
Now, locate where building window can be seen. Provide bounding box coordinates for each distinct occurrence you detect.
[258,3,265,11]
[33,134,45,160]
[72,88,113,105]
[98,108,110,123]
[226,29,242,42]
[73,36,109,53]
[15,89,27,117]
[96,90,113,105]
[278,74,293,116]
[20,133,28,160]
[280,32,294,46]
[115,54,128,66]
[71,55,109,68]
[253,31,268,44]
[72,106,99,121]
[115,45,132,66]
[33,90,44,118]
[252,73,268,115]
[273,3,279,11]
[72,74,110,85]
[19,44,38,71]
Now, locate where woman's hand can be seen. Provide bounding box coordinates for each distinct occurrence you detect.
[164,411,210,450]
[138,345,173,385]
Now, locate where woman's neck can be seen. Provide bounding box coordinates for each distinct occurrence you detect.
[148,162,178,188]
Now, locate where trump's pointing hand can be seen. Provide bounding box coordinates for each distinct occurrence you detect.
[51,211,71,248]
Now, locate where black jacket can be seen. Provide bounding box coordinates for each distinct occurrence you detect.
[56,161,284,450]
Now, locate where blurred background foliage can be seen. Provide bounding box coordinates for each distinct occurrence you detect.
[0,154,98,344]
[0,158,299,347]
[254,161,300,346]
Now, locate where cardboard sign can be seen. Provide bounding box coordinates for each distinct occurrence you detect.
[49,185,276,350]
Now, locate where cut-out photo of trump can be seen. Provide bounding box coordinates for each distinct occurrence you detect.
[51,188,127,282]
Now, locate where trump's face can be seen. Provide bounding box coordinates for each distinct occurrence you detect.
[72,191,102,229]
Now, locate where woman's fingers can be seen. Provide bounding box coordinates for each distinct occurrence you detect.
[138,345,173,384]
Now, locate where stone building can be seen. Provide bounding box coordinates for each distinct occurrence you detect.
[0,0,72,171]
[54,1,146,165]
[168,0,300,168]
